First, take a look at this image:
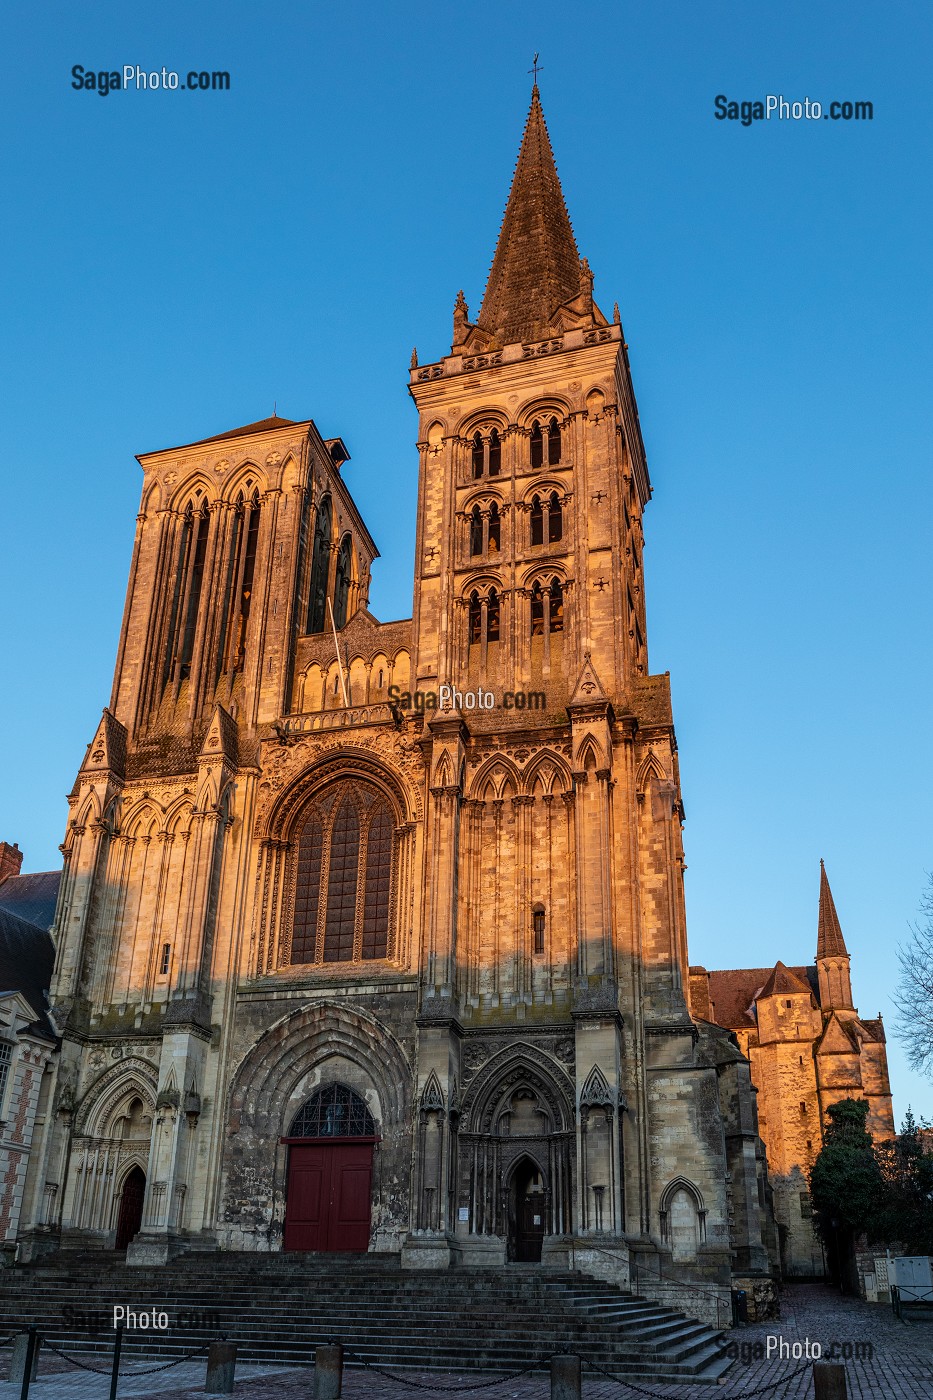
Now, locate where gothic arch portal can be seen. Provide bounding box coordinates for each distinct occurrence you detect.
[219,1001,413,1253]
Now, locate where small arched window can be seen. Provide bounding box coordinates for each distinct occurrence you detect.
[530,495,543,547]
[468,591,482,645]
[487,503,500,552]
[488,428,501,476]
[469,506,483,556]
[547,416,561,465]
[487,588,500,642]
[532,904,546,955]
[471,432,484,479]
[530,419,543,470]
[548,491,562,543]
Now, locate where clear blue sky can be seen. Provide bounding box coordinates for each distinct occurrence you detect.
[2,1,931,1117]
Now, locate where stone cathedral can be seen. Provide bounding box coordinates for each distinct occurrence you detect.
[19,87,776,1309]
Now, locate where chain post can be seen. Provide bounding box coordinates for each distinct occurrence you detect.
[109,1323,124,1400]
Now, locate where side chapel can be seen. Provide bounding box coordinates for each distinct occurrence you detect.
[18,86,777,1309]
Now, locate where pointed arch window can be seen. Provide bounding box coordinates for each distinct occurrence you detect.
[469,506,483,557]
[530,581,545,636]
[487,503,500,552]
[532,904,546,955]
[290,784,396,966]
[487,588,500,642]
[471,432,485,479]
[547,416,561,465]
[530,419,543,470]
[289,1083,376,1138]
[220,489,261,675]
[468,591,482,645]
[163,497,210,692]
[306,498,332,634]
[332,534,353,629]
[548,492,563,543]
[549,579,564,632]
[530,495,544,547]
[488,428,501,476]
[530,578,564,637]
[471,427,501,479]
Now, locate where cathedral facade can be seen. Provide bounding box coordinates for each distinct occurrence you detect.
[18,88,775,1314]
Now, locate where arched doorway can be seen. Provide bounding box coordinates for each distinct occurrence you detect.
[114,1166,146,1250]
[510,1157,546,1263]
[282,1084,378,1252]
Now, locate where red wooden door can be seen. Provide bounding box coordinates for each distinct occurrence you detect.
[283,1142,373,1252]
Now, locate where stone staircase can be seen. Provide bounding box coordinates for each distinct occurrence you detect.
[0,1251,733,1383]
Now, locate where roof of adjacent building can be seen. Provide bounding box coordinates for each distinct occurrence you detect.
[0,869,61,932]
[706,965,820,1030]
[477,86,582,345]
[817,859,849,959]
[190,415,297,445]
[0,907,55,1040]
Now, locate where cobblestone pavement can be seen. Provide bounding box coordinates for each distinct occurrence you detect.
[0,1283,929,1399]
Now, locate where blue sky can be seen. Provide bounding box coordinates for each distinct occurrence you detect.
[2,1,932,1117]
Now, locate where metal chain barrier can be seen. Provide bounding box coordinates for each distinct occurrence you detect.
[43,1338,209,1376]
[585,1356,813,1398]
[341,1345,541,1392]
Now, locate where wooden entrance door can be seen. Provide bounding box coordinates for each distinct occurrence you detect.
[115,1166,146,1250]
[283,1141,373,1252]
[513,1160,546,1263]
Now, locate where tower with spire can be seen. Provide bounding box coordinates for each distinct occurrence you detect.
[694,862,895,1277]
[18,83,778,1321]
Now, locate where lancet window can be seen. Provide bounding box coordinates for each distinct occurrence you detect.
[290,784,395,965]
[220,489,261,674]
[162,496,210,691]
[333,534,353,629]
[530,416,561,469]
[468,502,502,558]
[529,492,562,547]
[530,578,564,637]
[306,498,332,634]
[470,428,501,479]
[467,588,500,647]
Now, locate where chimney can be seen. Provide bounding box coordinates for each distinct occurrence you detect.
[0,842,23,883]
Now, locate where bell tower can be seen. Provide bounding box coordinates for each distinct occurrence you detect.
[409,85,650,709]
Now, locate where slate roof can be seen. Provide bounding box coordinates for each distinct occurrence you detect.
[0,907,55,1040]
[707,965,820,1030]
[757,960,815,1000]
[0,869,61,932]
[477,86,582,345]
[817,860,849,958]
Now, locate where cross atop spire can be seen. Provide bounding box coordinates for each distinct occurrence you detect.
[817,859,849,960]
[477,86,582,345]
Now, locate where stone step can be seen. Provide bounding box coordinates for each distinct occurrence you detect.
[0,1253,732,1383]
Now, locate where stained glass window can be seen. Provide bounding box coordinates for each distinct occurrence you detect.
[289,1083,375,1138]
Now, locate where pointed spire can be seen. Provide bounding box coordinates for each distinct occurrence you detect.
[817,860,849,959]
[477,86,581,345]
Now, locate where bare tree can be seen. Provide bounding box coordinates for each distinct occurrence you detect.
[894,876,933,1076]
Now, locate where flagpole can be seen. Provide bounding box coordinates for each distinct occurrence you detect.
[328,596,349,706]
